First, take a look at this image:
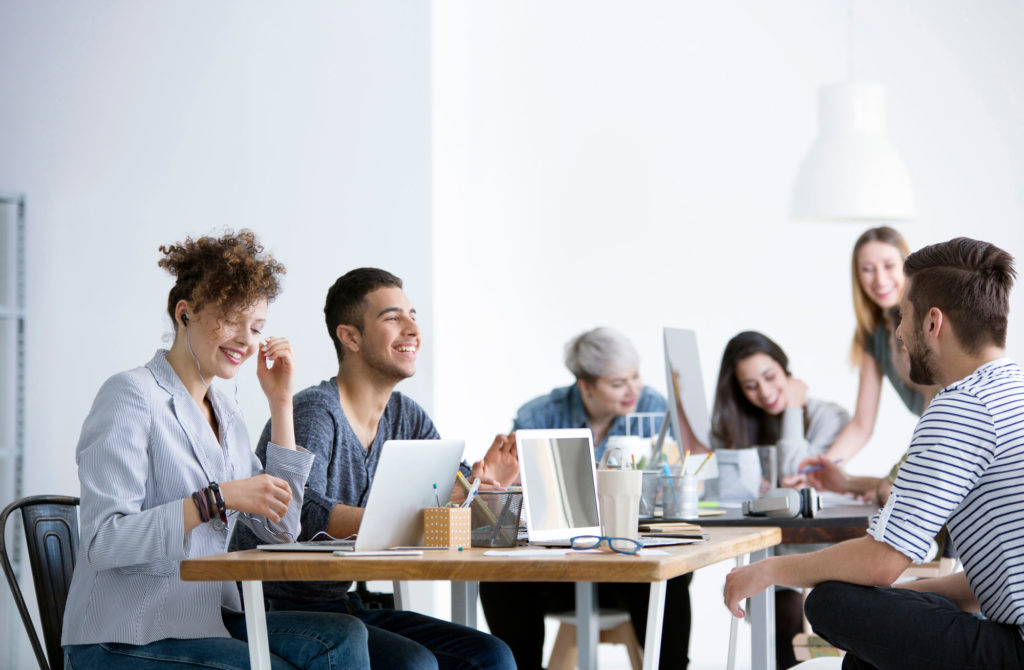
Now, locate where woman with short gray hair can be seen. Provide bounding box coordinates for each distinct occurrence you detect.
[481,326,693,670]
[563,326,639,382]
[514,326,663,457]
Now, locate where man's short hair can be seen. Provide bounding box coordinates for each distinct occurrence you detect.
[904,237,1016,354]
[324,268,403,362]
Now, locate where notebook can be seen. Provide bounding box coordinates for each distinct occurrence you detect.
[516,428,699,549]
[258,439,465,552]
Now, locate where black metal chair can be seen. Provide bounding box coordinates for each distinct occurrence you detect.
[1,495,80,670]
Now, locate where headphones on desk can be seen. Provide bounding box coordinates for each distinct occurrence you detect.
[742,487,821,519]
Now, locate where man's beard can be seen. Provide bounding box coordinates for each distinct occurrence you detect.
[362,343,415,383]
[906,326,938,386]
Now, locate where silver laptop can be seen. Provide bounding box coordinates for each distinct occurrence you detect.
[516,428,697,548]
[258,439,465,552]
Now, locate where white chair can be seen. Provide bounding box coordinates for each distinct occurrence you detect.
[546,609,643,670]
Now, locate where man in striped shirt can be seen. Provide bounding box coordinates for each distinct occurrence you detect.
[724,237,1024,669]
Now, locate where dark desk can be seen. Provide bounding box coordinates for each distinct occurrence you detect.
[681,503,878,543]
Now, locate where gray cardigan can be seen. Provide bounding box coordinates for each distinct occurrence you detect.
[61,350,313,646]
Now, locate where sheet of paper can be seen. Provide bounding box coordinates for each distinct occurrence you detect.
[334,550,424,557]
[483,548,602,557]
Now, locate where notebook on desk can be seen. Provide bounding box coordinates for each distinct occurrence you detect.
[258,439,465,552]
[516,428,699,549]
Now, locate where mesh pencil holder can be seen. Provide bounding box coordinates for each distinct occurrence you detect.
[470,490,523,547]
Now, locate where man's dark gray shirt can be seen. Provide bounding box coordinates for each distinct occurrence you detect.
[230,377,442,603]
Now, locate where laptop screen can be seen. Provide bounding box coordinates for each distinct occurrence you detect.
[515,428,601,542]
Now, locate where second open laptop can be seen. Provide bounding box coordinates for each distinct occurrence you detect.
[516,428,700,549]
[258,438,465,552]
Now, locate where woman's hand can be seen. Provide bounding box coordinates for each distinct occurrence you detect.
[220,474,293,523]
[785,377,808,409]
[257,337,296,408]
[471,433,520,489]
[798,455,849,493]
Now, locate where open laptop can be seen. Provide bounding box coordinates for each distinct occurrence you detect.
[258,439,465,552]
[516,428,700,548]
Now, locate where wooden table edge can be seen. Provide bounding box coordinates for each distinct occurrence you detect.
[181,526,781,584]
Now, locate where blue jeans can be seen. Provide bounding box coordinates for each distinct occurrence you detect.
[64,609,369,670]
[268,593,515,670]
[806,581,1024,669]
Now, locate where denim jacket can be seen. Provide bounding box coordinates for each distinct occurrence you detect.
[512,383,667,461]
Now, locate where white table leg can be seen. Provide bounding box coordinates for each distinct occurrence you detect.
[576,582,598,670]
[642,580,667,670]
[392,580,411,610]
[727,554,749,670]
[241,580,272,670]
[451,581,479,627]
[749,547,776,670]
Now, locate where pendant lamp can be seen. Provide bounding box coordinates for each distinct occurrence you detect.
[790,82,916,221]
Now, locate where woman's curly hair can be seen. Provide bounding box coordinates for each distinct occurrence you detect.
[158,229,286,328]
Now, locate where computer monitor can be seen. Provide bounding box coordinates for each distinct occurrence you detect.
[661,327,718,478]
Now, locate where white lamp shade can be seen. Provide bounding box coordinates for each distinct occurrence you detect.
[791,83,916,221]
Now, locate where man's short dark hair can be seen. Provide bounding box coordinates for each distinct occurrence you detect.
[904,237,1016,354]
[324,268,403,362]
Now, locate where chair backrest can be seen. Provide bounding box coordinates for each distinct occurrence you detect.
[1,495,80,670]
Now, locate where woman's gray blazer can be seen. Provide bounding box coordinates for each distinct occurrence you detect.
[61,350,313,646]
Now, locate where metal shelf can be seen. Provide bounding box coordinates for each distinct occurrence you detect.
[0,191,24,670]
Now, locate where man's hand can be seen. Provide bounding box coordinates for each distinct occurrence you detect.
[723,560,772,618]
[471,433,519,489]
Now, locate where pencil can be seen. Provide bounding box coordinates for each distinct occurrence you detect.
[456,471,512,544]
[693,452,714,476]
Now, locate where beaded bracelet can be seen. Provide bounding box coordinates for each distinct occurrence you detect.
[209,481,229,526]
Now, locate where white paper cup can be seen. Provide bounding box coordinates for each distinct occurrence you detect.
[597,469,643,540]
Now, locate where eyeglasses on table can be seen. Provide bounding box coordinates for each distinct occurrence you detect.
[570,534,642,555]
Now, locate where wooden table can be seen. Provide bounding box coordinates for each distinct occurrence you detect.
[181,526,780,670]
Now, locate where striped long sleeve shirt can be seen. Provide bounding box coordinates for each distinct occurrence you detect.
[869,358,1024,636]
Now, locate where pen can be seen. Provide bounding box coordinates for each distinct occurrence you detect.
[799,458,843,475]
[461,478,481,508]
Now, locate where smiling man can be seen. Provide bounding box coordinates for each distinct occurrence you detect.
[231,267,514,670]
[724,238,1024,669]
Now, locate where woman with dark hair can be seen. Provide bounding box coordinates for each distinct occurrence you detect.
[61,230,369,670]
[711,331,849,476]
[709,330,850,669]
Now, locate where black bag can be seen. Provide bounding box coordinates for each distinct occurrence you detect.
[353,581,395,610]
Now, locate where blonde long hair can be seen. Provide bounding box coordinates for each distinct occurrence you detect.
[850,226,910,366]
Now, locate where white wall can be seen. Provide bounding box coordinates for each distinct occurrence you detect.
[432,0,1024,474]
[0,2,433,665]
[432,2,1024,667]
